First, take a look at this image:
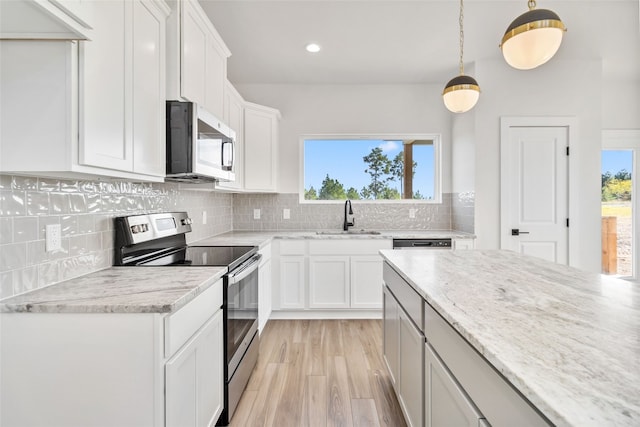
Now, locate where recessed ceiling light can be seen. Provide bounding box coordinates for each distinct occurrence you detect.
[305,43,321,53]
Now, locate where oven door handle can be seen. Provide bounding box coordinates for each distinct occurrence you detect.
[228,254,262,284]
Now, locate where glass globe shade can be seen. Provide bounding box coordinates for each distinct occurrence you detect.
[501,26,564,70]
[442,75,480,113]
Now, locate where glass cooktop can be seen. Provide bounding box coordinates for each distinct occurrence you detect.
[137,245,256,269]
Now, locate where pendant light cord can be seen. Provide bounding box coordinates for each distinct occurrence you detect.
[458,0,464,75]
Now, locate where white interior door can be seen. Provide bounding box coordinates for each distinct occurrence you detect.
[501,125,569,264]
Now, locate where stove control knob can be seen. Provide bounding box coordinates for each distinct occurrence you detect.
[131,224,149,234]
[181,218,193,226]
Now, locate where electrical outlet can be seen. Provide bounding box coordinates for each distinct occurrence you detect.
[45,224,61,252]
[253,209,261,220]
[283,209,290,220]
[409,208,417,219]
[202,211,207,225]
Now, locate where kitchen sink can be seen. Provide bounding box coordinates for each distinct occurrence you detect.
[316,230,381,235]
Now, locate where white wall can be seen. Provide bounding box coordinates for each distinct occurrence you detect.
[472,58,603,272]
[235,83,452,194]
[602,80,640,129]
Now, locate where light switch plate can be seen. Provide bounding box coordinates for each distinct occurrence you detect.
[283,208,290,219]
[409,208,417,219]
[202,211,207,224]
[254,209,261,220]
[45,224,61,252]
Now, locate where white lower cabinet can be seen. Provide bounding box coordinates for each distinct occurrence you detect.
[166,309,223,427]
[258,243,273,332]
[351,255,384,308]
[425,342,484,427]
[274,239,391,313]
[309,256,350,308]
[0,278,224,427]
[278,255,306,309]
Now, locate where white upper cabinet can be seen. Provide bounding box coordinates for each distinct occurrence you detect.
[244,102,280,192]
[0,0,169,182]
[215,96,281,193]
[166,0,230,120]
[132,0,167,177]
[81,0,167,178]
[0,0,92,40]
[216,81,246,191]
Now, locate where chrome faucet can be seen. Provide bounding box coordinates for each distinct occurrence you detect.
[343,199,355,231]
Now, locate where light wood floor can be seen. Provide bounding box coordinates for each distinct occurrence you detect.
[230,319,407,427]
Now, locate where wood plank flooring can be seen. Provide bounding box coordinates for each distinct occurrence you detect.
[230,319,407,427]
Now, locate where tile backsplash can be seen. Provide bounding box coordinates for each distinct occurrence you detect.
[233,193,461,231]
[1,175,474,299]
[0,175,232,299]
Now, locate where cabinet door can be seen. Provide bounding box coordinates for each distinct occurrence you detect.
[383,286,400,387]
[132,0,165,176]
[204,32,225,119]
[309,256,350,309]
[217,83,244,190]
[425,342,484,427]
[80,0,131,171]
[180,0,207,107]
[244,105,278,192]
[351,255,383,309]
[258,257,272,332]
[279,256,306,309]
[399,308,424,427]
[166,309,224,427]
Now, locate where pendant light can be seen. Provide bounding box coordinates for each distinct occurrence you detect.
[500,0,566,70]
[442,0,480,114]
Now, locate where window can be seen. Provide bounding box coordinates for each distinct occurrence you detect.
[601,149,634,277]
[301,136,441,202]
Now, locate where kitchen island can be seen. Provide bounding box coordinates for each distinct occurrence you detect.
[380,249,640,427]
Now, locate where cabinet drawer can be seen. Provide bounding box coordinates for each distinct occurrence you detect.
[309,239,391,255]
[424,303,550,427]
[278,240,306,255]
[383,262,423,331]
[165,278,223,357]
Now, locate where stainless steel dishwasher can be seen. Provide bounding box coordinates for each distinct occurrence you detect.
[392,238,452,249]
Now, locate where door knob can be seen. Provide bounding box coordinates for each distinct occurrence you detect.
[511,229,530,236]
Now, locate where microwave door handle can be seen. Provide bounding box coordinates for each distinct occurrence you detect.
[222,139,233,170]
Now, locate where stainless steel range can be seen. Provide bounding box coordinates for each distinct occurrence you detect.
[114,212,259,425]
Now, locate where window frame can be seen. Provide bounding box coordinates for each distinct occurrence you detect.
[298,133,442,204]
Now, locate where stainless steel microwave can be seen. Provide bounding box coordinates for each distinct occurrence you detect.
[165,101,235,182]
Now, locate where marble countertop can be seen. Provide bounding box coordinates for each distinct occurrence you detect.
[192,229,475,248]
[0,267,226,314]
[380,249,640,427]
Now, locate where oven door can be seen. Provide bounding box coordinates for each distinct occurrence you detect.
[226,254,260,376]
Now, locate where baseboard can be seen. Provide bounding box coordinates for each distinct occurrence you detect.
[269,310,382,320]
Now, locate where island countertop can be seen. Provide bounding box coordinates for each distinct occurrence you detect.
[379,249,640,427]
[0,267,226,314]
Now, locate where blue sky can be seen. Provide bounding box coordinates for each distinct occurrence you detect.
[304,139,434,198]
[602,150,632,175]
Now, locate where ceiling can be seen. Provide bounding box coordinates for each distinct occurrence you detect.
[199,0,640,85]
